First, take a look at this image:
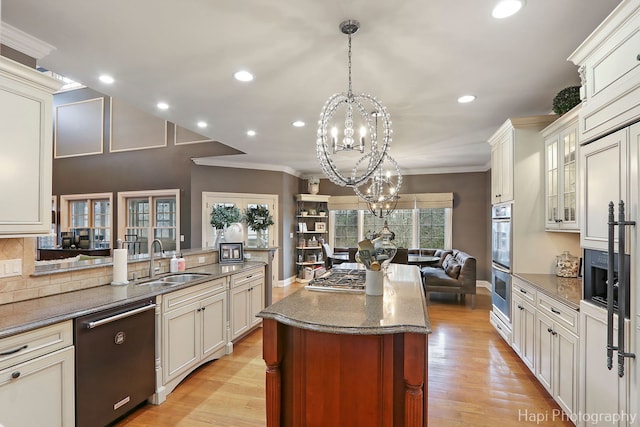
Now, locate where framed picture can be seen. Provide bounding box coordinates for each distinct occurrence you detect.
[219,242,244,264]
[315,222,326,232]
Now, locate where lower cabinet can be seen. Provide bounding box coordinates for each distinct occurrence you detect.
[510,276,579,419]
[161,277,228,396]
[230,267,265,341]
[0,321,75,427]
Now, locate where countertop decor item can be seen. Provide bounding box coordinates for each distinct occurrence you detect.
[307,177,320,195]
[244,205,274,231]
[555,251,580,278]
[552,86,581,115]
[316,19,392,188]
[210,204,241,247]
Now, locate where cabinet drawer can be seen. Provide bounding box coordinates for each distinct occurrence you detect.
[231,268,264,289]
[0,321,73,371]
[512,276,536,305]
[537,294,579,335]
[162,277,227,312]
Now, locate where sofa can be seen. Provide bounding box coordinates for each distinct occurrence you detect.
[420,250,476,309]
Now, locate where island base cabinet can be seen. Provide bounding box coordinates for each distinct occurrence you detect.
[0,346,74,427]
[263,319,428,427]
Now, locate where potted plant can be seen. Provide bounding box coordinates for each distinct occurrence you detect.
[300,207,309,217]
[552,86,581,116]
[244,205,274,247]
[318,207,327,217]
[210,205,241,246]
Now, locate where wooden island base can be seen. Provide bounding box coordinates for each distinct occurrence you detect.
[263,319,428,427]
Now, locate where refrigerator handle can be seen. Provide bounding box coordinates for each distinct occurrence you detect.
[616,200,636,378]
[607,202,616,371]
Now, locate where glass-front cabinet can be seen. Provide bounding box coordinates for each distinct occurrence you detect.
[541,105,580,232]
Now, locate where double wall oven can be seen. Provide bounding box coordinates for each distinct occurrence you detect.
[491,203,512,323]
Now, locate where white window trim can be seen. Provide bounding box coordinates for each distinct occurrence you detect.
[117,189,180,253]
[59,192,113,246]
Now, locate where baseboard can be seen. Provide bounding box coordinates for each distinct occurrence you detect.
[476,280,491,290]
[274,275,298,288]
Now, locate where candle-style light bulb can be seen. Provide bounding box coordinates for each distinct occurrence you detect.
[359,127,366,153]
[331,127,338,153]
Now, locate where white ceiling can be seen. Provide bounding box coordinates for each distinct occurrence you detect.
[1,0,622,177]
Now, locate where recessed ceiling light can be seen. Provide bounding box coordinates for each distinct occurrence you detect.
[457,95,476,104]
[234,70,254,82]
[99,74,114,84]
[157,102,169,110]
[247,130,256,137]
[492,0,525,19]
[197,121,207,128]
[292,120,305,127]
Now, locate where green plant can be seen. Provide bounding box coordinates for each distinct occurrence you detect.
[210,205,241,229]
[552,86,581,115]
[244,205,274,231]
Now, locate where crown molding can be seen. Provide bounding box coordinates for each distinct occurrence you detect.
[191,156,302,177]
[1,22,56,59]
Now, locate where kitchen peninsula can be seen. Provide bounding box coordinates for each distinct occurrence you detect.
[258,263,431,427]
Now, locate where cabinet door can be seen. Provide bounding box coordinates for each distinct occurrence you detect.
[579,302,630,426]
[580,128,629,250]
[545,135,560,228]
[0,346,74,427]
[535,311,553,394]
[163,300,201,383]
[249,280,264,328]
[0,59,60,236]
[499,133,514,202]
[201,291,227,358]
[554,323,578,418]
[231,284,250,340]
[490,143,502,204]
[560,125,578,228]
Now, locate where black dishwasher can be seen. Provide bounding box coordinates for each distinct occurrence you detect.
[74,298,156,427]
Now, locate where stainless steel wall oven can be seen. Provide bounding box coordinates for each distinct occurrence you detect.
[491,203,512,321]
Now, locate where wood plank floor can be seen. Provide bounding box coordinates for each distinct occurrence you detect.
[116,284,574,426]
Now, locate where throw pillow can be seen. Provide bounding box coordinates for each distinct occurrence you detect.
[442,255,461,279]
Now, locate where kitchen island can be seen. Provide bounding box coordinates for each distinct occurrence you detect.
[258,263,431,427]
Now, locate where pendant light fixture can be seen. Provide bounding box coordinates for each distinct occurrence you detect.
[316,19,393,187]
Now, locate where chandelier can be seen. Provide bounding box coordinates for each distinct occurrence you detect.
[354,151,402,217]
[316,19,393,187]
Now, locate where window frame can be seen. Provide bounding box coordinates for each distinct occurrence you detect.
[59,192,113,248]
[117,189,180,254]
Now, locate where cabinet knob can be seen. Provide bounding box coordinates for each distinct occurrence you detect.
[11,371,20,379]
[637,53,640,61]
[517,304,524,310]
[547,327,553,334]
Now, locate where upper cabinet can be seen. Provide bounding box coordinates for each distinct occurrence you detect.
[490,128,514,204]
[541,105,580,232]
[0,57,60,237]
[568,0,640,143]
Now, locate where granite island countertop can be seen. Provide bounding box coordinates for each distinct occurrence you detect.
[512,273,582,310]
[258,263,431,335]
[0,261,266,339]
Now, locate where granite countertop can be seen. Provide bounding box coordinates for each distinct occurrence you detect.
[0,261,265,340]
[513,273,582,310]
[258,263,431,335]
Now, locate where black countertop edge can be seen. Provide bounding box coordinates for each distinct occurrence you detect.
[0,261,266,340]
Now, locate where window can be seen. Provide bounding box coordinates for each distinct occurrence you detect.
[118,190,179,254]
[328,193,453,249]
[60,193,113,248]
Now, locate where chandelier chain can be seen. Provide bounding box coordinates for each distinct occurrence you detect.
[347,33,353,96]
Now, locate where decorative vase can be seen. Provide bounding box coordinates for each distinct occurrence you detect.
[256,229,268,248]
[308,182,319,195]
[225,222,244,243]
[212,228,225,247]
[365,269,384,296]
[373,222,397,272]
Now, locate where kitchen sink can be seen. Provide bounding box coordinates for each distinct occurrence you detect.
[138,273,211,286]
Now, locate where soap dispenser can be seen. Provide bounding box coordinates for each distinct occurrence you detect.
[170,253,179,273]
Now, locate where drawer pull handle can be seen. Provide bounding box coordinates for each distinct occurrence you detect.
[551,308,561,315]
[519,288,527,294]
[517,304,524,310]
[547,327,553,333]
[11,371,20,379]
[637,53,640,61]
[0,344,28,356]
[246,275,254,279]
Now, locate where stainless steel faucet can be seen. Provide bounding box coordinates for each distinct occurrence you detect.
[149,239,164,279]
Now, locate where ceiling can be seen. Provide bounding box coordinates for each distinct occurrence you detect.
[1,0,622,178]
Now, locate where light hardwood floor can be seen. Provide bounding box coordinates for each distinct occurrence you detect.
[117,284,573,426]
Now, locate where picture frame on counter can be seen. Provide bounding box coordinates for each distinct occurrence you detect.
[219,242,244,264]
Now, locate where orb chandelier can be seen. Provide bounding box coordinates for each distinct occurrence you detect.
[368,195,400,218]
[354,151,402,205]
[316,19,393,187]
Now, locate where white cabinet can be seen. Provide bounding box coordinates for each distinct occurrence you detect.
[161,278,228,395]
[541,106,580,232]
[568,0,640,143]
[0,57,60,236]
[580,127,629,251]
[579,301,631,426]
[230,267,265,341]
[511,279,537,372]
[490,129,514,204]
[0,321,74,427]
